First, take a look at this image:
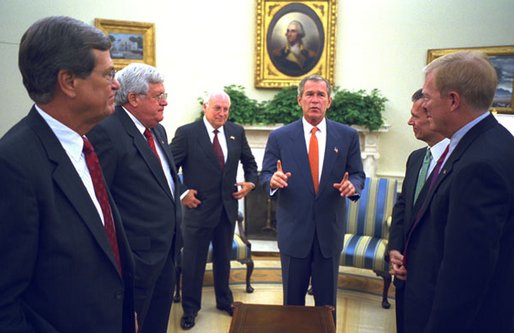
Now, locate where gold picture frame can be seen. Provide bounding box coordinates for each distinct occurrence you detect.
[95,18,156,70]
[255,0,337,89]
[427,45,514,114]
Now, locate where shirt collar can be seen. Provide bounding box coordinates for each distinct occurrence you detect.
[35,104,84,164]
[122,106,146,135]
[203,116,225,135]
[429,138,450,161]
[449,111,490,154]
[302,117,326,134]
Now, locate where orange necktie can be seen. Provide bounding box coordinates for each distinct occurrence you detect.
[309,127,319,193]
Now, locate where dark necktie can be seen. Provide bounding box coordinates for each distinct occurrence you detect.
[144,128,161,163]
[403,144,450,267]
[213,129,225,170]
[309,127,319,193]
[82,137,122,273]
[428,145,449,190]
[414,148,432,203]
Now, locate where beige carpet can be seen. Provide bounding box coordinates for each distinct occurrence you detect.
[168,256,397,332]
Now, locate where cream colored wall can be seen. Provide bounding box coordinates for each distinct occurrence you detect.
[1,0,513,178]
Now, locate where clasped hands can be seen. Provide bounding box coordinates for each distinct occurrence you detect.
[389,250,407,280]
[270,160,357,197]
[181,182,255,208]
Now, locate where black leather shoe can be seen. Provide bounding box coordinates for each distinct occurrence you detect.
[180,315,196,330]
[216,304,233,316]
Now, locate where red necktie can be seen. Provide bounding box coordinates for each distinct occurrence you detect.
[309,127,319,193]
[82,137,122,273]
[213,129,225,170]
[144,128,161,163]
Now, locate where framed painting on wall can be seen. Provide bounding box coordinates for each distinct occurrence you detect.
[95,18,156,70]
[255,0,337,89]
[427,45,514,114]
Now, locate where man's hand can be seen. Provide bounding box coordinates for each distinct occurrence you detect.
[233,182,255,200]
[389,250,407,280]
[270,160,292,190]
[181,189,201,208]
[333,172,356,197]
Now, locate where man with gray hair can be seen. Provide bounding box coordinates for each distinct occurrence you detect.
[170,91,258,330]
[88,63,181,333]
[403,51,514,332]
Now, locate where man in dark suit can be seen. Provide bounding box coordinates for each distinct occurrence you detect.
[387,88,448,333]
[403,51,514,332]
[170,91,258,330]
[0,16,135,332]
[88,63,180,333]
[260,75,365,320]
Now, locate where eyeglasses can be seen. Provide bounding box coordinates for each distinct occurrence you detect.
[148,92,168,102]
[94,69,117,81]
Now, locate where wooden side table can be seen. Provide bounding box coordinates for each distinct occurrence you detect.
[229,302,336,333]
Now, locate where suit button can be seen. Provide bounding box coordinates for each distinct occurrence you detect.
[115,290,123,300]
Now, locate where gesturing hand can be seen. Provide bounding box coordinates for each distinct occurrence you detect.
[270,160,292,190]
[332,172,356,197]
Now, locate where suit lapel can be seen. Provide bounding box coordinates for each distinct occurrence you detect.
[28,109,121,274]
[224,123,237,173]
[115,109,173,200]
[153,126,179,201]
[318,121,339,196]
[411,114,497,229]
[196,121,223,172]
[287,120,314,194]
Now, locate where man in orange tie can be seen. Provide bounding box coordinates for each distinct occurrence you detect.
[260,75,365,322]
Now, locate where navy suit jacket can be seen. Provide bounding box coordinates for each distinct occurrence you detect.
[404,114,514,333]
[0,107,135,333]
[170,120,258,228]
[260,118,365,258]
[88,106,181,292]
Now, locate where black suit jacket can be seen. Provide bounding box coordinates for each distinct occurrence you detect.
[170,120,258,227]
[388,147,426,258]
[0,107,135,333]
[404,114,514,333]
[88,106,181,291]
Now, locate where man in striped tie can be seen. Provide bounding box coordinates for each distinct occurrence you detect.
[387,88,448,333]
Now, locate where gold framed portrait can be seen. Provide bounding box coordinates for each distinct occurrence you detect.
[95,18,156,70]
[255,0,337,89]
[427,45,514,114]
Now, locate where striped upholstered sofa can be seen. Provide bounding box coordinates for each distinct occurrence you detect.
[173,211,254,303]
[340,177,397,308]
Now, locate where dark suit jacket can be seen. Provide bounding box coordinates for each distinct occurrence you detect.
[0,107,135,333]
[170,120,258,228]
[404,114,514,333]
[387,147,426,258]
[260,119,365,258]
[88,106,181,292]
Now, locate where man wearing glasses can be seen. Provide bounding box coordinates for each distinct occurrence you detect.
[88,63,181,333]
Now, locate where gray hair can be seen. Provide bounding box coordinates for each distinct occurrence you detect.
[115,63,164,106]
[298,75,332,97]
[288,20,305,38]
[204,90,231,106]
